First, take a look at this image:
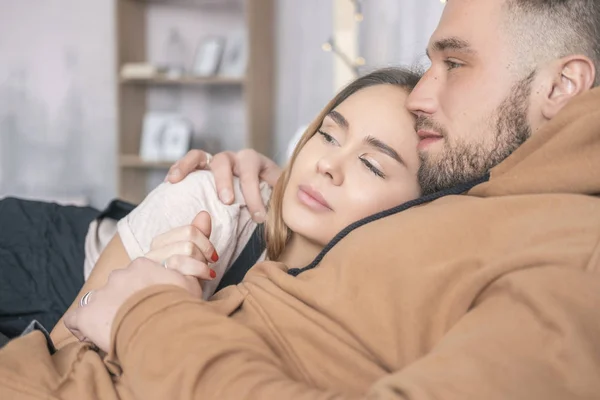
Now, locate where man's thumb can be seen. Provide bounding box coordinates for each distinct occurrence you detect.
[191,211,212,238]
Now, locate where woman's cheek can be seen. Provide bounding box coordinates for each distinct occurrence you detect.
[344,190,379,220]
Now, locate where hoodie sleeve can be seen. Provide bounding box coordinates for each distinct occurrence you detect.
[108,266,600,400]
[107,286,356,400]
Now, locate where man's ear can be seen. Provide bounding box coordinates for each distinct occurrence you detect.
[542,55,596,119]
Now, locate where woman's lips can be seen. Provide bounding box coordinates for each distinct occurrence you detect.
[297,185,333,212]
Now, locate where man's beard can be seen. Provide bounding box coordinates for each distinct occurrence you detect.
[417,72,535,195]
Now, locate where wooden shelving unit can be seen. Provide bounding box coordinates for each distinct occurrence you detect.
[120,74,246,86]
[131,0,238,7]
[116,0,274,204]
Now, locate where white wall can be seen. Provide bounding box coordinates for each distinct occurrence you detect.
[0,0,117,208]
[360,0,445,69]
[272,0,334,163]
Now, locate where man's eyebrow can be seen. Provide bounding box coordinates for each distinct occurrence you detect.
[427,37,475,56]
[326,110,349,130]
[364,135,404,165]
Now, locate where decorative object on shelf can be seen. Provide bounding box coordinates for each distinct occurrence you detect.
[191,36,225,77]
[121,74,244,85]
[164,28,188,78]
[140,112,193,162]
[219,31,248,78]
[121,63,168,79]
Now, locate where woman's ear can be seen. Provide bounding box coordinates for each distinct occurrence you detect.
[542,55,596,120]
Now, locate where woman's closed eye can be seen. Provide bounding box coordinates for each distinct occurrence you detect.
[359,155,385,178]
[318,130,339,146]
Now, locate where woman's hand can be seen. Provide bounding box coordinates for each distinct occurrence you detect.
[145,211,218,282]
[64,256,202,353]
[62,211,218,351]
[165,149,282,223]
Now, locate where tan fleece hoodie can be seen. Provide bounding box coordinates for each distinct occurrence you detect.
[1,88,600,400]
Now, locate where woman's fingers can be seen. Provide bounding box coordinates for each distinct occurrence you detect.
[148,241,217,267]
[146,211,218,274]
[163,254,216,281]
[149,211,215,262]
[149,227,218,263]
[190,211,212,239]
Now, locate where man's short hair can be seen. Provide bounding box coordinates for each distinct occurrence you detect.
[504,0,600,86]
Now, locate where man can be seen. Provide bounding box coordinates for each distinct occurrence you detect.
[171,0,600,213]
[3,0,600,398]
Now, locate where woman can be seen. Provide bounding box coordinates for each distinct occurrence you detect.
[1,67,423,398]
[49,67,422,348]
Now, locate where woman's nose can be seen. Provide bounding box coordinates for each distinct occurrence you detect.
[316,155,344,186]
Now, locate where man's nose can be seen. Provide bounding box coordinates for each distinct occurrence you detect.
[406,71,438,117]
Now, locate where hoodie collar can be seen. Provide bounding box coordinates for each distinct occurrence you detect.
[470,86,600,198]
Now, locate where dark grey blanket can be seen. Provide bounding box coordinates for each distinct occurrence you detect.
[0,197,99,338]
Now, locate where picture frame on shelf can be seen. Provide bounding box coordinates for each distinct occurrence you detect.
[140,112,193,162]
[219,31,248,78]
[191,36,225,77]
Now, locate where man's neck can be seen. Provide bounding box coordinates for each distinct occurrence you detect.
[277,233,322,270]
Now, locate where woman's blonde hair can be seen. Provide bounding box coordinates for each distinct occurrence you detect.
[264,67,422,260]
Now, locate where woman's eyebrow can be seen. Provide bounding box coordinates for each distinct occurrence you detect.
[364,135,404,165]
[327,110,349,130]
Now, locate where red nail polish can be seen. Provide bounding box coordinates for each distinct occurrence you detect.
[210,269,217,279]
[211,251,219,262]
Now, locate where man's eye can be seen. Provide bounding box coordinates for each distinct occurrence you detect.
[318,130,338,145]
[444,59,462,71]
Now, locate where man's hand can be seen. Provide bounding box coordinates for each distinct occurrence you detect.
[165,149,283,223]
[64,256,202,353]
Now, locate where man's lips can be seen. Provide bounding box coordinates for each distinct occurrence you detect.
[297,185,332,211]
[417,129,443,150]
[417,129,443,140]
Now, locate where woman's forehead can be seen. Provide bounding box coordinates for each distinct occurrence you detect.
[329,86,416,137]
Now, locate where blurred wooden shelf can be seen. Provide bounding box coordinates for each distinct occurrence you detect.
[119,154,173,169]
[117,0,274,204]
[120,74,245,86]
[130,0,240,8]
